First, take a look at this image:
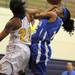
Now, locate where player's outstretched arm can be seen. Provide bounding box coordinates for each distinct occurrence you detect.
[35,11,57,22]
[26,8,40,15]
[26,8,57,22]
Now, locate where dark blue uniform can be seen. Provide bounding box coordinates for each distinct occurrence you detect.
[29,17,62,75]
[61,8,70,22]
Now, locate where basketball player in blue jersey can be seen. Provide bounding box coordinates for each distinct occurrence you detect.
[29,11,63,75]
[47,0,75,35]
[29,0,74,75]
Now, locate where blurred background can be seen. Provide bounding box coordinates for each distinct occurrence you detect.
[0,0,75,18]
[0,0,75,61]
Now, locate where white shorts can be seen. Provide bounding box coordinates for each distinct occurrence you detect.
[0,44,30,75]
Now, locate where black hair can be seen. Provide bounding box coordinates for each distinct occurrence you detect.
[61,8,75,36]
[10,0,26,19]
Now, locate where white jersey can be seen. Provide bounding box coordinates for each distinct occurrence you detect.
[0,16,31,75]
[9,16,31,45]
[0,17,40,75]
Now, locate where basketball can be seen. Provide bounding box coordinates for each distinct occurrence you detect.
[47,0,62,5]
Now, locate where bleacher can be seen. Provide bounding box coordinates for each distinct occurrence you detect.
[0,54,75,75]
[0,0,9,8]
[0,0,75,18]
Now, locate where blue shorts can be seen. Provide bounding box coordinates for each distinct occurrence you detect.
[29,42,51,75]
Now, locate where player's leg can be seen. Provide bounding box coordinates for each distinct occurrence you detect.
[17,44,30,75]
[0,60,13,75]
[29,43,51,75]
[0,44,30,75]
[18,45,31,75]
[13,45,30,75]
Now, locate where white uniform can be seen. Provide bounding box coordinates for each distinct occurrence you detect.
[0,16,31,75]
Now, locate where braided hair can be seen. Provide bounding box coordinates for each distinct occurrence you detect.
[10,0,26,19]
[61,8,75,35]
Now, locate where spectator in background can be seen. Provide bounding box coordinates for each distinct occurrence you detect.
[62,62,75,75]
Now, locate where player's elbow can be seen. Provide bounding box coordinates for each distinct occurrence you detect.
[50,11,57,18]
[48,11,57,22]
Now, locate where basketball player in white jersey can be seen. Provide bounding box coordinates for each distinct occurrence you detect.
[0,0,34,75]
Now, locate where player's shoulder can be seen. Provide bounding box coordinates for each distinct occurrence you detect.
[6,17,21,30]
[8,17,21,25]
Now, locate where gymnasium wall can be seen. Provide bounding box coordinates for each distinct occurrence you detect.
[0,0,75,18]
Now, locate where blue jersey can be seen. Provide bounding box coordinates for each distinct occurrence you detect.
[31,17,62,44]
[29,17,62,75]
